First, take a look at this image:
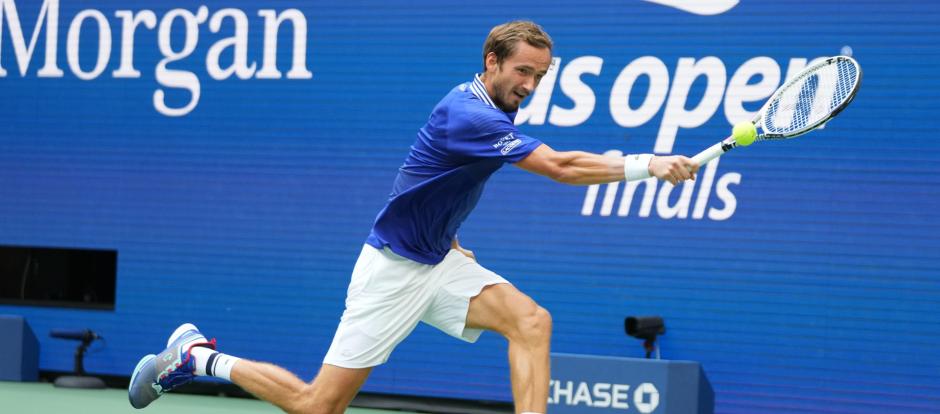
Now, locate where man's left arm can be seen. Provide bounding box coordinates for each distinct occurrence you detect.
[515,144,699,186]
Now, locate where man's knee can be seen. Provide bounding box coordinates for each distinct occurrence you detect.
[289,364,369,414]
[513,305,552,346]
[289,383,343,414]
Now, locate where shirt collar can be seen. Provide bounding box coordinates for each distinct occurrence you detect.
[470,73,497,109]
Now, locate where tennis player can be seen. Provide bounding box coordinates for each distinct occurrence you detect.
[129,20,698,414]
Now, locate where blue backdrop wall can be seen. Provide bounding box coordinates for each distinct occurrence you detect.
[1,0,938,412]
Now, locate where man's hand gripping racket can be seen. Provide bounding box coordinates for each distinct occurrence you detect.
[692,56,862,166]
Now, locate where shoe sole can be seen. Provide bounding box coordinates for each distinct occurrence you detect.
[128,354,157,409]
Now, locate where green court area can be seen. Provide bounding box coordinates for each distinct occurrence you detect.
[0,381,419,414]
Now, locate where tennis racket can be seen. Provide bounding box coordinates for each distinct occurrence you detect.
[692,55,862,166]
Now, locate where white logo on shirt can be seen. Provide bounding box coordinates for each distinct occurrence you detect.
[493,133,522,154]
[493,133,515,149]
[501,139,522,155]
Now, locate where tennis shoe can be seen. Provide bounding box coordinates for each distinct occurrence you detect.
[128,323,216,409]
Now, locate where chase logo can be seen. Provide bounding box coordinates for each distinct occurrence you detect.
[548,379,661,413]
[641,0,739,15]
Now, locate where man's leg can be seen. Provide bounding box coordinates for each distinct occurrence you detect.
[230,244,432,413]
[466,283,551,414]
[229,361,370,414]
[129,325,373,414]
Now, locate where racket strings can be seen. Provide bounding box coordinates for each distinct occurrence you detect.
[834,60,859,107]
[763,58,859,136]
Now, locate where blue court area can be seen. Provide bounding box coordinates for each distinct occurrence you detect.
[0,381,417,414]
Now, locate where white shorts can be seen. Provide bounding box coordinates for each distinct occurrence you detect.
[323,244,509,368]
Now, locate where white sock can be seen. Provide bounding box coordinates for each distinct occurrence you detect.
[521,412,544,414]
[188,346,215,376]
[207,352,241,381]
[188,346,241,382]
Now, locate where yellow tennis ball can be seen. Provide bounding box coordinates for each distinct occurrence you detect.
[732,122,757,146]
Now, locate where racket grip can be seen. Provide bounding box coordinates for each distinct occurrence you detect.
[691,136,736,167]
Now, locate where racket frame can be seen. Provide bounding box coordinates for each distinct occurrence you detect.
[691,55,862,166]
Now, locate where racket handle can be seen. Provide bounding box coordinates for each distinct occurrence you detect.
[691,136,737,167]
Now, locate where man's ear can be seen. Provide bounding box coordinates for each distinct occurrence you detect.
[484,52,499,73]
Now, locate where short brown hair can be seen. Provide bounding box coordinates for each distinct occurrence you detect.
[482,21,553,71]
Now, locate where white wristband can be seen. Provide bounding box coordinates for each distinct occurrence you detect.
[623,153,653,181]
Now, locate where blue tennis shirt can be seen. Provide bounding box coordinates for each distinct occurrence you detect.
[365,74,543,264]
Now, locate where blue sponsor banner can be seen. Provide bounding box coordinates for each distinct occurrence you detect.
[0,0,938,412]
[550,353,712,414]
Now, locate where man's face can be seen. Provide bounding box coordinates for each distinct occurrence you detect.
[485,42,552,112]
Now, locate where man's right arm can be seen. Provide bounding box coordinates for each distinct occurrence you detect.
[514,144,698,186]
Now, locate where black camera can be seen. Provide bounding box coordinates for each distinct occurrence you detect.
[625,316,665,358]
[625,316,665,340]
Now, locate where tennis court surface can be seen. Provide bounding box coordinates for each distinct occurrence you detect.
[0,381,419,414]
